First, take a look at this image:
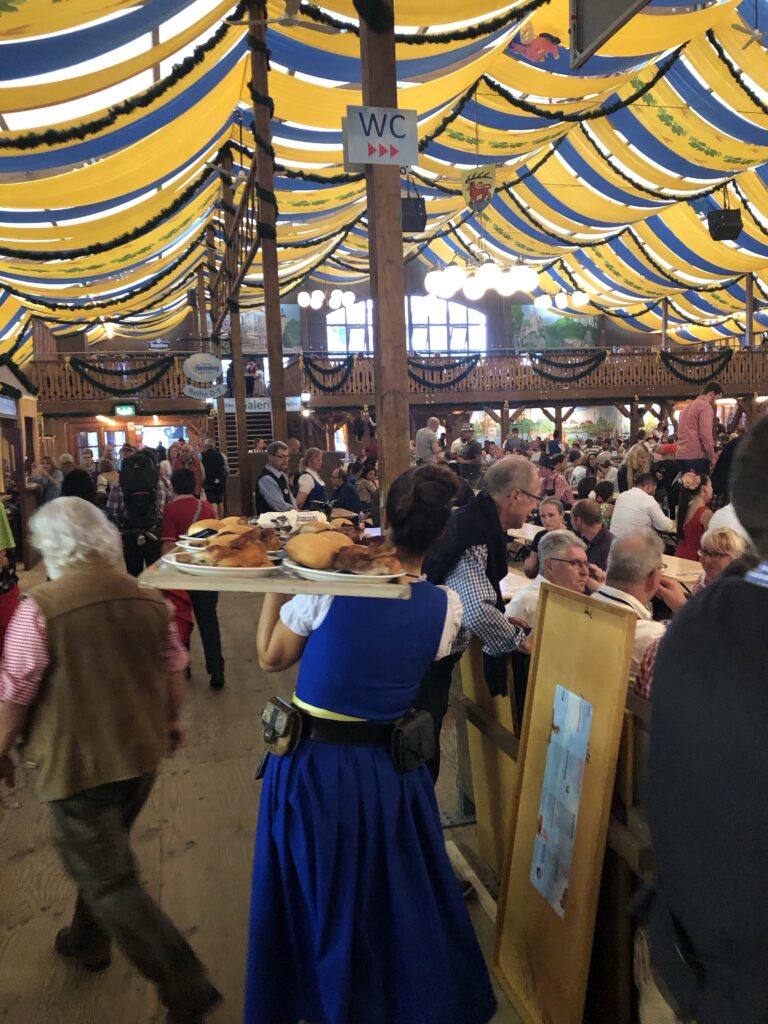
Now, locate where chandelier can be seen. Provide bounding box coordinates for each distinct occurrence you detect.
[297,288,356,311]
[424,259,590,309]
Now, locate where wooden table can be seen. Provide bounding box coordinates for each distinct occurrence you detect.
[139,558,412,599]
[661,555,701,584]
[507,522,544,545]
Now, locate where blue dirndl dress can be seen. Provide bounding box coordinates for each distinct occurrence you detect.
[244,584,497,1024]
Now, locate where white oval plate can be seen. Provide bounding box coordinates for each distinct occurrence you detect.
[282,557,405,585]
[162,553,277,578]
[175,539,209,552]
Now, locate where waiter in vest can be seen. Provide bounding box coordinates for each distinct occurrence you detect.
[256,441,297,514]
[0,498,221,1024]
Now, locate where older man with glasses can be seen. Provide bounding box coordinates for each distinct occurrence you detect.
[255,441,298,514]
[417,456,540,782]
[505,529,605,627]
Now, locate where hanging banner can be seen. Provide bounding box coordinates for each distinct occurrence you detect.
[461,165,498,214]
[183,382,228,401]
[223,397,303,413]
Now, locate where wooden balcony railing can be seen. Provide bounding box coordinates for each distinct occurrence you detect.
[28,355,193,404]
[293,348,768,403]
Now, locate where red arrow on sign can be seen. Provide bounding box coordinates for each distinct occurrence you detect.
[368,143,377,156]
[390,145,398,157]
[379,144,387,157]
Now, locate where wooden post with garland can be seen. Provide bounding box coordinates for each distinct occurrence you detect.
[221,151,253,514]
[204,228,229,460]
[360,3,412,503]
[249,0,288,443]
[746,272,755,348]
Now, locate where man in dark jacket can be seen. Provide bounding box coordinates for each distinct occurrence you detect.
[416,457,539,781]
[200,438,227,518]
[645,416,768,1024]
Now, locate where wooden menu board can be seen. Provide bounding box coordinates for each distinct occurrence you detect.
[494,582,636,1024]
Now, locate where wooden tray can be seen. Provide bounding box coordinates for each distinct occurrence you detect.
[139,558,412,600]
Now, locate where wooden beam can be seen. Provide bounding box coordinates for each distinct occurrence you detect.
[541,408,556,423]
[562,407,575,423]
[661,296,669,349]
[746,272,755,348]
[484,407,501,423]
[249,2,287,443]
[221,151,252,514]
[500,403,510,439]
[360,9,411,506]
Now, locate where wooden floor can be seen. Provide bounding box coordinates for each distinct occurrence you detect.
[0,568,521,1024]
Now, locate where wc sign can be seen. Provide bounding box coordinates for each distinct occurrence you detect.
[344,105,419,167]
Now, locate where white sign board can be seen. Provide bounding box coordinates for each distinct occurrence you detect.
[148,339,170,350]
[345,105,419,166]
[183,382,228,401]
[184,352,222,383]
[223,397,302,413]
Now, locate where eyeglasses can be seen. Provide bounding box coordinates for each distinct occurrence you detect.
[698,549,728,559]
[550,558,589,570]
[519,489,541,504]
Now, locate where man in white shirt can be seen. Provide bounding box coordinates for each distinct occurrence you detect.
[708,501,750,543]
[505,529,604,627]
[593,531,687,675]
[414,417,441,464]
[609,473,675,539]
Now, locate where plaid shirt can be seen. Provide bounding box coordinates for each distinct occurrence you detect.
[539,471,573,507]
[444,544,527,656]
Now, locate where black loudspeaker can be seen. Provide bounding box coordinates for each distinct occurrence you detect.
[707,209,742,241]
[402,196,427,233]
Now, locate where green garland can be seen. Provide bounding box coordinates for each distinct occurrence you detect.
[706,29,768,119]
[304,0,550,43]
[481,47,683,125]
[659,348,733,384]
[407,354,480,388]
[69,358,177,397]
[302,356,356,393]
[530,351,607,382]
[353,0,393,32]
[533,351,605,370]
[69,355,175,377]
[0,354,38,395]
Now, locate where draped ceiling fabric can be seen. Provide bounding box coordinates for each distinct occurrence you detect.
[3,0,768,362]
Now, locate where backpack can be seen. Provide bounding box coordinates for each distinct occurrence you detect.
[119,451,159,532]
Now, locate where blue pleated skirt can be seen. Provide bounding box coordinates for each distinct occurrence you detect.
[244,740,497,1024]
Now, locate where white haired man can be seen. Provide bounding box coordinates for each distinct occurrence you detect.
[505,529,605,627]
[418,457,540,780]
[0,498,221,1024]
[592,531,687,676]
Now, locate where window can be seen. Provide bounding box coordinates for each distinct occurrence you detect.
[76,431,99,463]
[325,297,487,355]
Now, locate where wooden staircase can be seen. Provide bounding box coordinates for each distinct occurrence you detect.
[218,412,272,473]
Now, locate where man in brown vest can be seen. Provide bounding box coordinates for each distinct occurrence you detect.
[0,498,221,1024]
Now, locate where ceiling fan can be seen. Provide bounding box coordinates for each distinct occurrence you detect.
[226,0,346,34]
[732,3,768,50]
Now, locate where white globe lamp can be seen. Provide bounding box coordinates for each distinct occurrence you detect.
[477,259,501,290]
[518,265,541,291]
[310,290,325,310]
[572,290,589,308]
[443,262,466,292]
[534,293,552,309]
[496,269,518,297]
[554,291,569,310]
[424,269,444,295]
[463,273,486,302]
[297,291,311,308]
[342,291,356,308]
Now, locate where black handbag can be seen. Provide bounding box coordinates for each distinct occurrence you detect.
[391,709,435,772]
[261,697,304,756]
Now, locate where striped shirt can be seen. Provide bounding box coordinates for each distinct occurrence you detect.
[0,597,189,706]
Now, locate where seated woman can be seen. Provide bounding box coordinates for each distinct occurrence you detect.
[675,472,713,561]
[248,465,497,1024]
[295,448,327,510]
[356,464,379,511]
[523,497,566,578]
[635,527,748,700]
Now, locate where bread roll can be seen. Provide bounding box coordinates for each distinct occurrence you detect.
[187,518,222,535]
[220,516,249,527]
[285,531,353,569]
[297,522,334,534]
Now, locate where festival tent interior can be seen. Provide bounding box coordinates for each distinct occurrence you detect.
[3,0,768,362]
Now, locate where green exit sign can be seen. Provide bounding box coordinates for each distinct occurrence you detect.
[113,403,136,417]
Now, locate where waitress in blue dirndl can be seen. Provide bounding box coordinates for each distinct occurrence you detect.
[295,447,328,510]
[246,465,497,1024]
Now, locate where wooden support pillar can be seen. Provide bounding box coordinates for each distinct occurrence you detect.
[360,8,411,505]
[500,402,510,441]
[221,152,252,513]
[746,272,755,348]
[629,400,642,441]
[249,2,287,443]
[661,296,669,349]
[205,227,229,458]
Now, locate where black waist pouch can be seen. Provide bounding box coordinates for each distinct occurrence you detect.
[391,709,435,772]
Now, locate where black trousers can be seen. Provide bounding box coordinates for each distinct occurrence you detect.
[49,773,219,1016]
[413,652,461,784]
[122,533,161,578]
[190,590,224,675]
[677,458,710,477]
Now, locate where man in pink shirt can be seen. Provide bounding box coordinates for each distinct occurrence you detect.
[676,382,723,475]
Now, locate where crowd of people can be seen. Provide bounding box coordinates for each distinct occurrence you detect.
[0,383,764,1024]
